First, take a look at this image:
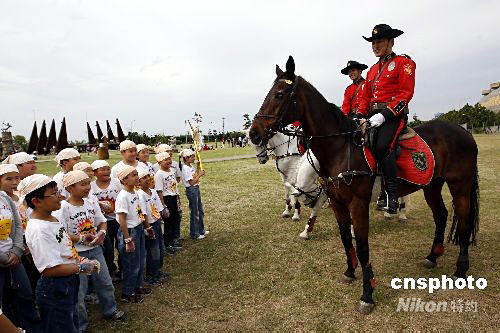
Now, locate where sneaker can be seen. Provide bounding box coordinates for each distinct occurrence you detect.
[134,287,152,296]
[196,234,205,240]
[171,241,183,250]
[121,293,144,304]
[84,293,99,305]
[105,310,126,321]
[144,276,155,286]
[149,278,162,286]
[165,246,176,256]
[203,230,210,235]
[158,271,171,279]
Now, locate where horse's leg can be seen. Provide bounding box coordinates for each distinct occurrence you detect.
[447,174,479,279]
[282,182,292,218]
[292,196,301,221]
[330,198,357,283]
[422,179,447,268]
[398,195,408,221]
[350,197,376,314]
[298,191,327,239]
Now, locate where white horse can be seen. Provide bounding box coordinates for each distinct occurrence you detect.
[291,149,409,239]
[251,131,303,221]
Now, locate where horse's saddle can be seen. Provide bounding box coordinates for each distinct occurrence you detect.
[364,126,416,159]
[362,126,435,186]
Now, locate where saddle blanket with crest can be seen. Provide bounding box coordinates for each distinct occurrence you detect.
[363,131,435,186]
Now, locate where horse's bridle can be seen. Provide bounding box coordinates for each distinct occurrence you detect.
[253,76,299,145]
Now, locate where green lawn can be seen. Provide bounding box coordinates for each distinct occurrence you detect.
[55,135,499,331]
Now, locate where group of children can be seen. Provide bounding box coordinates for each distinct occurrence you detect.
[0,140,207,332]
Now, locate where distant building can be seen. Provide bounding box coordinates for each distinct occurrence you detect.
[480,81,500,113]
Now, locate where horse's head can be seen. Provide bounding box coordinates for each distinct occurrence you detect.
[249,56,300,146]
[246,128,270,164]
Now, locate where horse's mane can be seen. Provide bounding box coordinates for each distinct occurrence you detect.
[299,77,357,133]
[329,102,357,133]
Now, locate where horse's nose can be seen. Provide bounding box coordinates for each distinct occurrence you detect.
[249,128,260,145]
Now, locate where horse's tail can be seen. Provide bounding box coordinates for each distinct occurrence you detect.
[448,166,480,245]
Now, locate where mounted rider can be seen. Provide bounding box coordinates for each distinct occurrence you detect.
[356,24,416,214]
[341,60,368,117]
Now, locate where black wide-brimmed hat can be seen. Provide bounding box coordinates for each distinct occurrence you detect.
[363,24,404,42]
[341,60,368,75]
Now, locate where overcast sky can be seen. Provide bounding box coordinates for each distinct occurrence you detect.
[1,0,499,141]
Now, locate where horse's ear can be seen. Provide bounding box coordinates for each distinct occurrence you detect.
[285,56,295,78]
[276,65,284,77]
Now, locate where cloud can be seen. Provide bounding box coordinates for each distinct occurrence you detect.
[0,0,499,141]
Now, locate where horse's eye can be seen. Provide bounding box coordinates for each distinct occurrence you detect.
[275,92,284,99]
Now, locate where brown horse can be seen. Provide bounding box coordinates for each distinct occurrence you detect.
[249,56,479,314]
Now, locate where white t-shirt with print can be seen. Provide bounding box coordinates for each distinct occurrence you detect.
[137,189,164,224]
[53,171,70,198]
[154,169,179,196]
[153,160,182,178]
[12,194,31,233]
[90,178,122,220]
[181,164,199,188]
[54,198,106,252]
[0,194,14,254]
[115,189,146,228]
[25,218,80,273]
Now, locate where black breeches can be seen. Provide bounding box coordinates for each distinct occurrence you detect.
[374,116,406,161]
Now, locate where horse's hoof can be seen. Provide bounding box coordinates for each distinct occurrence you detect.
[422,259,436,269]
[292,216,300,222]
[298,231,309,240]
[399,215,408,222]
[358,301,375,315]
[282,213,291,218]
[342,274,356,284]
[384,212,397,219]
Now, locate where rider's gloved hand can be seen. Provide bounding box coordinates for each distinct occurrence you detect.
[369,113,385,127]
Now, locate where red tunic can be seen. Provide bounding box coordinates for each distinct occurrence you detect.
[341,78,365,116]
[357,53,416,119]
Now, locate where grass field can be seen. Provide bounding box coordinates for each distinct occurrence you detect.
[40,135,499,331]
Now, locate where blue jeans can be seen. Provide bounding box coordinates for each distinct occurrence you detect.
[77,246,117,331]
[118,224,145,295]
[0,264,41,332]
[145,220,163,278]
[185,186,205,239]
[36,275,79,333]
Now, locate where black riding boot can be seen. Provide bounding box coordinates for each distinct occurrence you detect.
[376,178,386,211]
[381,151,399,214]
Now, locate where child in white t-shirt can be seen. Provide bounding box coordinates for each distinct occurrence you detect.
[55,171,124,330]
[136,144,155,188]
[20,174,99,332]
[137,168,166,285]
[153,144,181,175]
[179,149,208,240]
[0,164,40,331]
[90,160,122,281]
[53,148,81,198]
[114,165,153,303]
[110,140,139,180]
[2,152,37,179]
[155,152,183,252]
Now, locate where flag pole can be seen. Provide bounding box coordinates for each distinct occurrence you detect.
[186,120,204,171]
